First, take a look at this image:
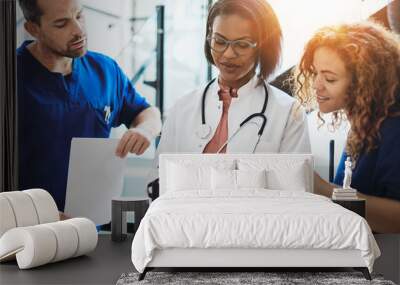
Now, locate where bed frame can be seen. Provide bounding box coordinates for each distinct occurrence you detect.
[139,248,371,280]
[139,154,372,281]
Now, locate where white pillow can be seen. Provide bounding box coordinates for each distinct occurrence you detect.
[211,169,268,190]
[266,163,307,191]
[211,168,236,190]
[166,159,236,192]
[236,169,267,189]
[238,159,308,191]
[166,162,211,191]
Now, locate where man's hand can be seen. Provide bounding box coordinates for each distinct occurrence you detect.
[59,212,70,220]
[116,128,151,158]
[116,106,161,158]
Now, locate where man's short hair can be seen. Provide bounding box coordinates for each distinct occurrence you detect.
[19,0,42,24]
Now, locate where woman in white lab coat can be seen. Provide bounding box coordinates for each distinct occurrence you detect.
[157,0,310,160]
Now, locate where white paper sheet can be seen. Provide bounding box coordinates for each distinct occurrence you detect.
[64,138,126,225]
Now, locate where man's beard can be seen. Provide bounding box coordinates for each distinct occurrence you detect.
[46,45,87,59]
[49,37,88,58]
[64,44,87,58]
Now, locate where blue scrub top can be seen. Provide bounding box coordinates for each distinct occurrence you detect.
[334,115,400,201]
[17,41,150,211]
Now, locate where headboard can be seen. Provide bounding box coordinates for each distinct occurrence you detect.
[159,153,314,195]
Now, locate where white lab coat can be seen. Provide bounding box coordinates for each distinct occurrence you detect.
[149,76,311,180]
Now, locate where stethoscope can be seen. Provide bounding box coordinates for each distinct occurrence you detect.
[195,78,269,153]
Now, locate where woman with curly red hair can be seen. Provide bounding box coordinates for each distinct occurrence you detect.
[295,21,400,233]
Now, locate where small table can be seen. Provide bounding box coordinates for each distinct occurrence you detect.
[111,197,150,242]
[332,198,366,218]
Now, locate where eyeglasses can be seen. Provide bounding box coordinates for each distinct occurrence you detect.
[207,35,257,56]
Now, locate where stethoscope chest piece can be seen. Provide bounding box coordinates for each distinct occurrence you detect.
[196,124,212,139]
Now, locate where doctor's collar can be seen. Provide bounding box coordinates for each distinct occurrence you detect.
[217,74,258,95]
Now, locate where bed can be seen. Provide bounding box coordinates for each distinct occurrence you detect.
[131,154,380,280]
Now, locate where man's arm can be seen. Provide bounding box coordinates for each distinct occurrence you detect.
[116,107,162,157]
[314,172,400,233]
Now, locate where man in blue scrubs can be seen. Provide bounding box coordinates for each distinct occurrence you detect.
[17,0,162,212]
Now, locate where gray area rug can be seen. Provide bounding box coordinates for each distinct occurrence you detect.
[116,272,396,285]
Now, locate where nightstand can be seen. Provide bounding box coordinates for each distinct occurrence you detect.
[111,197,150,242]
[332,198,366,218]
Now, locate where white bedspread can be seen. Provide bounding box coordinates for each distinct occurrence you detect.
[131,190,380,273]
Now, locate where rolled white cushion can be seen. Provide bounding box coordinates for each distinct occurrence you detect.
[42,222,79,262]
[64,218,98,257]
[0,196,17,237]
[0,191,39,227]
[23,189,59,224]
[0,226,57,269]
[0,218,97,269]
[0,189,58,239]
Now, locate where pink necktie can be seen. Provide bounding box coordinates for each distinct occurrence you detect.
[203,85,238,153]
